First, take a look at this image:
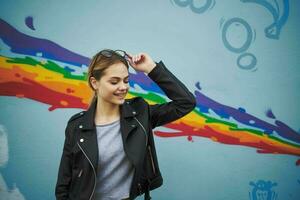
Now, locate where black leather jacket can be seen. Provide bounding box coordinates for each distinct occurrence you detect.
[55,61,196,200]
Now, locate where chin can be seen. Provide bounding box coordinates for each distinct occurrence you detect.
[113,98,125,105]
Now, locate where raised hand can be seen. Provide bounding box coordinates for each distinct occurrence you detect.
[126,52,156,74]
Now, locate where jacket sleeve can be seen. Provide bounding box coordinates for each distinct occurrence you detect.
[147,61,196,128]
[55,123,73,200]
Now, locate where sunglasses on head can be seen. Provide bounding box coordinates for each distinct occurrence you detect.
[96,49,131,61]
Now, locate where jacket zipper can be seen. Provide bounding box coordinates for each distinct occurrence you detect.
[134,117,156,175]
[133,116,148,147]
[78,169,83,178]
[77,142,97,200]
[148,145,156,175]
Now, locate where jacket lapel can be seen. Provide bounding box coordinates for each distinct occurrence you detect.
[120,101,147,167]
[120,101,138,138]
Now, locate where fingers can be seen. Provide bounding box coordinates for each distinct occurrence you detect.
[126,53,147,67]
[132,53,144,63]
[127,58,135,67]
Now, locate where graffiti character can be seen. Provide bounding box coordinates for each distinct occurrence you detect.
[249,180,278,200]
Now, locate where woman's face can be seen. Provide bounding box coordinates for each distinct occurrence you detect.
[91,62,129,105]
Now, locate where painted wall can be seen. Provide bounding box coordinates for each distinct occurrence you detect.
[0,0,299,199]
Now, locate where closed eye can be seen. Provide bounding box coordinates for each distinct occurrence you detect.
[110,80,129,85]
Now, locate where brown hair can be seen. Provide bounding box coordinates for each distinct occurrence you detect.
[87,49,129,107]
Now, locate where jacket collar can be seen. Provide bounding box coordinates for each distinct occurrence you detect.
[81,98,138,130]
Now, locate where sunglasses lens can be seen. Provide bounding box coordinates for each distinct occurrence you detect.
[114,50,126,57]
[101,50,113,57]
[97,50,128,63]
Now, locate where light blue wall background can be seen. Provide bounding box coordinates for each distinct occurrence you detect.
[0,0,299,199]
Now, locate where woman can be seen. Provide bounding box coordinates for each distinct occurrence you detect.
[55,49,196,200]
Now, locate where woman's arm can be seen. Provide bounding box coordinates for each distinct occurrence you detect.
[55,124,73,200]
[147,61,196,128]
[127,53,196,128]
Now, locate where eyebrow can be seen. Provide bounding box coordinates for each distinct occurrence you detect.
[109,76,129,80]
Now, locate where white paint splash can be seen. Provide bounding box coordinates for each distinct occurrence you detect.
[0,125,8,167]
[0,124,26,200]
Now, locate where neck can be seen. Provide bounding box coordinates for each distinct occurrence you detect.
[95,97,120,124]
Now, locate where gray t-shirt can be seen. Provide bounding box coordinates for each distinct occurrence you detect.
[95,119,134,200]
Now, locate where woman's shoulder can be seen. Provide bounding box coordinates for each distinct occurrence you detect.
[67,111,86,124]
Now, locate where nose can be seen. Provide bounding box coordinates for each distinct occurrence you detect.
[119,82,129,91]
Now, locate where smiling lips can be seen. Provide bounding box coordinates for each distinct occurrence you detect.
[114,93,126,99]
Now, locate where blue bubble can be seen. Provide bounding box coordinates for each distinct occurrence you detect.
[237,52,257,70]
[173,0,213,14]
[222,18,253,53]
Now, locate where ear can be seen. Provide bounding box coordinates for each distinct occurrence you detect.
[90,76,98,90]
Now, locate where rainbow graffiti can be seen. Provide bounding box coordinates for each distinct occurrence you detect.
[0,18,299,165]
